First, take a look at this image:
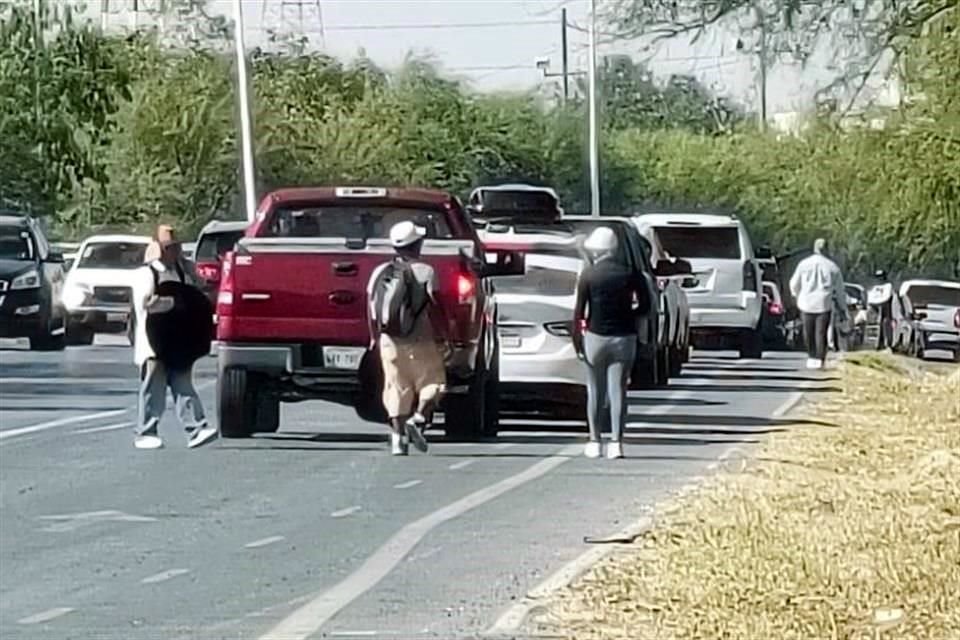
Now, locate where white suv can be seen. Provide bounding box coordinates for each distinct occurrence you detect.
[635,213,764,358]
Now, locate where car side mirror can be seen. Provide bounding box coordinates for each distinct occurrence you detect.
[654,258,693,277]
[755,246,773,260]
[48,251,64,263]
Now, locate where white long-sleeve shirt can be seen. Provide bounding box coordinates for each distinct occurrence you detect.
[131,259,198,366]
[789,253,845,315]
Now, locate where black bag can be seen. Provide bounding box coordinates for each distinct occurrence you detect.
[145,264,214,370]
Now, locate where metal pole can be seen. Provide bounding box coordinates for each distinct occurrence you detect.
[561,8,569,104]
[587,0,600,216]
[755,5,767,132]
[232,0,258,223]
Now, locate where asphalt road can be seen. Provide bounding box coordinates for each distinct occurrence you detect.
[0,336,835,640]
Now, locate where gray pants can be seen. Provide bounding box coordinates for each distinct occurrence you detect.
[137,359,207,436]
[583,332,636,443]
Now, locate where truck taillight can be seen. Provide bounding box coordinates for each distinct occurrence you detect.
[769,302,784,315]
[457,273,476,303]
[217,252,235,308]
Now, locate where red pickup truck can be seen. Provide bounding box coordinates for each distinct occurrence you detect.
[215,186,520,441]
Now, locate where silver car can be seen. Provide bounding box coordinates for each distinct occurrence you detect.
[898,279,960,361]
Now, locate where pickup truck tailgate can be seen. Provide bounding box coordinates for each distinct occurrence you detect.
[218,238,475,345]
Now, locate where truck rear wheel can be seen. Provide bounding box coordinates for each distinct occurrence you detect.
[218,367,255,438]
[66,321,94,346]
[739,327,764,359]
[655,347,671,387]
[255,394,280,433]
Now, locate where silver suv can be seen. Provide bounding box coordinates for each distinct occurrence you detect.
[634,213,764,358]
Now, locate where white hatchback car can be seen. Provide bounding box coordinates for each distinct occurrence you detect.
[479,228,587,418]
[636,213,764,358]
[62,234,151,345]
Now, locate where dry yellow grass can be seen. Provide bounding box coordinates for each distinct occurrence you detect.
[536,354,960,640]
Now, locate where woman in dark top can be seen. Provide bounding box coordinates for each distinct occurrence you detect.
[574,227,650,459]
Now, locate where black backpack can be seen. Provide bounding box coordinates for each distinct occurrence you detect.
[145,264,214,370]
[371,259,429,338]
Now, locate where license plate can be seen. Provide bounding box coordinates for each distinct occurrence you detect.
[323,347,365,370]
[501,336,521,348]
[107,312,128,323]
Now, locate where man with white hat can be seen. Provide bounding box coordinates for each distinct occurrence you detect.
[367,221,449,455]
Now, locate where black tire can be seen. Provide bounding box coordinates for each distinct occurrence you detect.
[218,367,255,438]
[669,345,684,377]
[30,312,66,351]
[481,345,500,438]
[629,348,657,390]
[739,328,763,359]
[65,321,94,346]
[953,349,960,364]
[255,394,280,433]
[655,346,670,387]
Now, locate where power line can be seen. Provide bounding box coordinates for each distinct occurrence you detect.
[279,19,556,32]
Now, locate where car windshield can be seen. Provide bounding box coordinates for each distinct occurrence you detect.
[196,230,245,260]
[264,206,453,239]
[0,228,34,260]
[77,242,147,269]
[491,253,581,297]
[904,285,960,308]
[654,226,742,260]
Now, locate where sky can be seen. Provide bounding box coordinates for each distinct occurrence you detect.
[94,0,901,116]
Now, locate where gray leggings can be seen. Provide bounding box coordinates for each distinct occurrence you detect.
[583,332,637,443]
[137,359,207,437]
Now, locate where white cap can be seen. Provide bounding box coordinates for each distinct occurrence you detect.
[583,226,618,253]
[389,221,426,248]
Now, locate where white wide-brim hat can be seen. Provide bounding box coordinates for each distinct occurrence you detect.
[390,221,427,248]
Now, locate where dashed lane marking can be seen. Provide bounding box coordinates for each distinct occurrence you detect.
[74,422,132,435]
[448,459,474,470]
[330,506,362,519]
[245,536,286,549]
[393,480,422,489]
[0,410,127,442]
[17,608,75,625]
[141,568,191,584]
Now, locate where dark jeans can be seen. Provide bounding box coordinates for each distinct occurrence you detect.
[802,311,832,361]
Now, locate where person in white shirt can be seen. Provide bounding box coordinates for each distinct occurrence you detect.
[131,231,217,450]
[789,238,847,369]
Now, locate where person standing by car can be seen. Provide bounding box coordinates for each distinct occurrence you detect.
[131,230,217,450]
[869,269,895,350]
[573,227,649,460]
[367,221,448,456]
[789,238,847,370]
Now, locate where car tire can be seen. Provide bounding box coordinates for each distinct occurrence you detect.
[255,394,281,434]
[655,347,670,386]
[66,321,94,346]
[953,348,960,364]
[629,348,657,390]
[481,345,500,438]
[669,345,684,377]
[739,327,763,359]
[218,367,255,438]
[29,312,66,351]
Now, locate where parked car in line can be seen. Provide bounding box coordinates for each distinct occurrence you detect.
[0,214,67,350]
[193,220,248,304]
[562,215,692,387]
[61,234,150,345]
[636,213,765,359]
[896,279,960,361]
[466,184,563,229]
[215,187,523,440]
[760,281,788,349]
[477,227,588,419]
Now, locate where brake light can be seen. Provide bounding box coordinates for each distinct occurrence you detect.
[769,302,784,315]
[457,273,476,304]
[954,309,960,329]
[217,252,235,308]
[196,263,221,282]
[742,261,758,291]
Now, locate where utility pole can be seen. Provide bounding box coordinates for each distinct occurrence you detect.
[232,0,258,223]
[587,0,600,216]
[561,8,569,102]
[754,4,768,132]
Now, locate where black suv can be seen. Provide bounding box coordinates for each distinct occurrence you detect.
[0,214,67,350]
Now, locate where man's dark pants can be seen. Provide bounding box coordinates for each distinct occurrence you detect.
[802,311,832,361]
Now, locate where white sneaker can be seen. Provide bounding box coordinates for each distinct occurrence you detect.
[187,426,219,449]
[584,441,602,459]
[404,415,429,453]
[806,358,820,370]
[390,432,409,456]
[134,435,164,450]
[606,441,624,459]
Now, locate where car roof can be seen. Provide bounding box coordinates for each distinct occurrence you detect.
[470,184,559,197]
[899,279,960,295]
[633,213,740,227]
[264,187,455,207]
[0,214,31,227]
[200,220,248,235]
[80,234,151,245]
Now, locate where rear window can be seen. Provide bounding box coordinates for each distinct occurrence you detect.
[491,255,580,297]
[904,285,960,308]
[0,227,34,261]
[474,190,558,214]
[654,226,742,260]
[77,242,147,269]
[197,230,245,261]
[264,206,453,239]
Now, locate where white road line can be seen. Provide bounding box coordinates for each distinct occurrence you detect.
[330,506,362,519]
[0,377,130,384]
[245,536,286,549]
[486,382,811,637]
[327,632,378,637]
[141,568,191,584]
[448,460,474,470]
[74,422,132,435]
[393,480,422,490]
[259,442,585,640]
[17,607,75,625]
[0,410,127,442]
